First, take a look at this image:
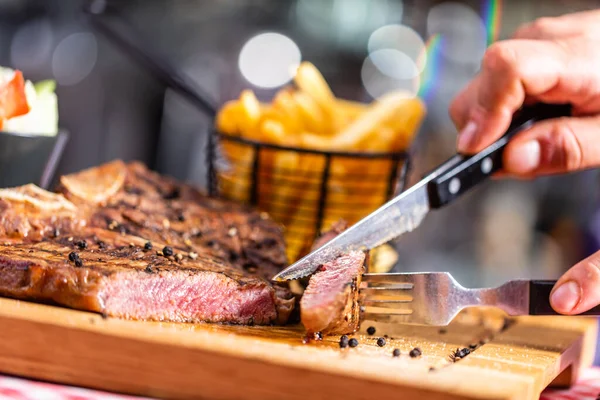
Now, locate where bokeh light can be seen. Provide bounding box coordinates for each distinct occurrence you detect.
[368,24,426,74]
[368,49,418,80]
[238,32,301,89]
[295,0,403,53]
[361,51,419,99]
[10,18,54,72]
[52,32,98,86]
[427,2,487,65]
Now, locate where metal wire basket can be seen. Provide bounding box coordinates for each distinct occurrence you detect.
[208,132,411,261]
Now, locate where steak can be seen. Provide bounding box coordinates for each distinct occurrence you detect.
[300,221,367,335]
[0,160,294,325]
[300,251,366,335]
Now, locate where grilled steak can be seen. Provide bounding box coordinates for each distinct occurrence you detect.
[0,161,294,324]
[300,221,366,335]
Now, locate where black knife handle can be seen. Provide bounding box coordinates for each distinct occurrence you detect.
[427,103,572,209]
[529,280,600,315]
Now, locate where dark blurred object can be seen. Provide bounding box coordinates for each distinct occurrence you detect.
[0,130,67,188]
[84,1,218,119]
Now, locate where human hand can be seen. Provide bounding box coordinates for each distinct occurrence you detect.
[450,10,600,179]
[449,10,600,315]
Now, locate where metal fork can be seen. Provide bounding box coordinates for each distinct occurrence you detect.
[360,272,600,326]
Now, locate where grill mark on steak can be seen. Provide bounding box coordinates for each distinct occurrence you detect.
[0,161,294,325]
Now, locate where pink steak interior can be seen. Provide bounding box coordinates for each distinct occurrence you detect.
[101,271,277,324]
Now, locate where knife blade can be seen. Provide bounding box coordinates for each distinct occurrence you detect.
[272,103,572,282]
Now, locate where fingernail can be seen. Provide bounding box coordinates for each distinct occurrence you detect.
[506,140,540,173]
[457,121,478,152]
[550,281,581,313]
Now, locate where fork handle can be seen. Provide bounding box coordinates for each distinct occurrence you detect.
[529,280,600,315]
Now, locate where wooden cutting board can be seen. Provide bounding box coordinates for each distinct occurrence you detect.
[0,297,596,400]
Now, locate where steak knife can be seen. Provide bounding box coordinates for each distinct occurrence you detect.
[273,103,572,282]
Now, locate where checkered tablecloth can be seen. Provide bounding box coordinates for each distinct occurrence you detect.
[541,367,600,400]
[0,368,599,399]
[0,376,150,400]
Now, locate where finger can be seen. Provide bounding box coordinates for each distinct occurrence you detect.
[502,115,600,176]
[454,38,600,154]
[449,76,481,130]
[513,11,600,40]
[550,250,600,315]
[490,171,536,181]
[454,39,566,153]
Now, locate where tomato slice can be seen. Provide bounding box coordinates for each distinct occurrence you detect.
[0,70,30,124]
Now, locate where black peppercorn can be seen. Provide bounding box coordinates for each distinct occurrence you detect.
[366,326,376,335]
[144,241,153,251]
[409,348,422,358]
[229,251,239,262]
[74,259,83,268]
[145,265,154,274]
[177,214,185,222]
[75,240,87,250]
[68,251,79,262]
[348,338,359,348]
[163,187,180,200]
[163,246,174,257]
[339,335,349,348]
[376,337,386,347]
[97,241,106,249]
[392,349,400,357]
[457,348,470,358]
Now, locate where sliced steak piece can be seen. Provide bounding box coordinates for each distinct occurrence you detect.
[0,232,294,324]
[0,160,294,325]
[300,251,366,335]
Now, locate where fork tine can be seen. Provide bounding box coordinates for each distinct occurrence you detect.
[360,272,459,326]
[359,284,413,292]
[362,273,418,284]
[361,300,413,310]
[361,313,414,323]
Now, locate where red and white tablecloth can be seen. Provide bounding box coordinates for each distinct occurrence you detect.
[0,368,599,400]
[540,367,600,400]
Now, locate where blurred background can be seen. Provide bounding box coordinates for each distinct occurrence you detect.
[1,0,600,353]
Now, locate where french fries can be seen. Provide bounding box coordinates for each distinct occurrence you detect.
[215,62,426,261]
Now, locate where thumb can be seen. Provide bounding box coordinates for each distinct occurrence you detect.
[550,250,600,315]
[503,115,600,177]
